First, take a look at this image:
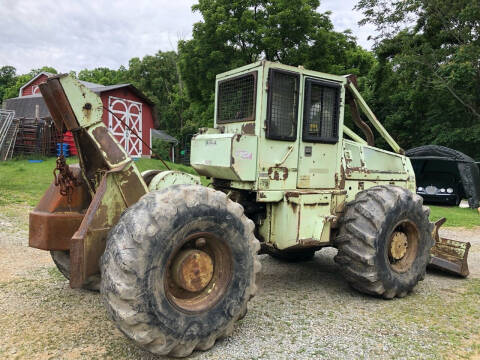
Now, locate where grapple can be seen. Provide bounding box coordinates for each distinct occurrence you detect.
[429,217,471,277]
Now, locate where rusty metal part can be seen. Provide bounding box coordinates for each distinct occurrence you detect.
[389,231,408,260]
[387,220,419,273]
[70,162,147,288]
[39,78,79,131]
[91,126,127,166]
[30,212,84,251]
[345,75,375,146]
[171,250,214,292]
[53,155,81,203]
[165,232,233,313]
[429,218,470,277]
[241,122,255,135]
[29,164,91,251]
[268,167,288,181]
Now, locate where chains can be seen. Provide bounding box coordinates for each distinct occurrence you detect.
[53,155,80,203]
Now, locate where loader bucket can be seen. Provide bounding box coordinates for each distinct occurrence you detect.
[428,217,471,277]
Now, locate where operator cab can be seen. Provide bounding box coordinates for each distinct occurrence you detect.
[191,61,346,192]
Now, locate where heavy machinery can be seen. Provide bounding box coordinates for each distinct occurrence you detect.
[29,61,470,357]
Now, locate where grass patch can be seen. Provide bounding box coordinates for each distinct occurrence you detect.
[429,205,479,228]
[0,156,204,207]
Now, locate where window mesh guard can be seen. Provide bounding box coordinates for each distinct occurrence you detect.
[217,73,256,123]
[303,81,339,143]
[267,71,299,140]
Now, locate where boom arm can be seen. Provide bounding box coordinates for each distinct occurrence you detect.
[31,75,148,288]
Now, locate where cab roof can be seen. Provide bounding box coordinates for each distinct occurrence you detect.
[216,60,347,84]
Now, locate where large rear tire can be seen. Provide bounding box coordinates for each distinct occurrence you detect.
[50,250,100,291]
[334,185,434,299]
[100,185,261,357]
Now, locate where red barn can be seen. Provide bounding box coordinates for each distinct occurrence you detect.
[8,72,158,157]
[18,72,50,96]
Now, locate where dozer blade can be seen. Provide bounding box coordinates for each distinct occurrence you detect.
[428,217,471,277]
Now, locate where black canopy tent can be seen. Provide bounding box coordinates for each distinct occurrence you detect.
[406,145,480,208]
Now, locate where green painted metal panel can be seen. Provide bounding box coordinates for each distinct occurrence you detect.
[191,134,257,181]
[268,193,333,249]
[59,76,103,128]
[363,147,405,173]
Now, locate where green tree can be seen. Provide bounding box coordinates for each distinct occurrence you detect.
[357,0,480,159]
[126,51,188,139]
[0,66,16,104]
[78,66,127,85]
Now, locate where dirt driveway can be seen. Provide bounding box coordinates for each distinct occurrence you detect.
[0,208,479,359]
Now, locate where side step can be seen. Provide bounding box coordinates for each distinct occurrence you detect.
[428,218,470,277]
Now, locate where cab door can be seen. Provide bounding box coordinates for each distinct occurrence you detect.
[258,68,300,190]
[297,78,342,189]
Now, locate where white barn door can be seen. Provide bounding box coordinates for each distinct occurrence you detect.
[108,96,143,157]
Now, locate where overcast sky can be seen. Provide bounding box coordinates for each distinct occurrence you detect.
[0,0,376,74]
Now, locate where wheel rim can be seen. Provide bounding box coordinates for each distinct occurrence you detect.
[164,232,233,313]
[386,220,419,273]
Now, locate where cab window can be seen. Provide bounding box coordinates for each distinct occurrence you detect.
[266,69,299,141]
[303,79,340,143]
[217,72,257,123]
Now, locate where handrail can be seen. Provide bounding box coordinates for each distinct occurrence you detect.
[275,145,294,166]
[343,125,367,145]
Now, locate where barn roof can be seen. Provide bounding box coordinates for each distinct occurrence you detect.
[4,95,51,119]
[18,72,103,97]
[91,84,155,106]
[6,81,154,119]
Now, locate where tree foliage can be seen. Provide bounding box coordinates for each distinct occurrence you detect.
[357,0,480,159]
[0,66,58,103]
[0,66,16,104]
[178,0,374,126]
[78,67,127,85]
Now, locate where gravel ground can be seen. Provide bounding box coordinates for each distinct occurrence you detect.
[0,206,479,360]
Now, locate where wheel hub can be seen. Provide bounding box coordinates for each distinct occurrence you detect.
[390,231,408,260]
[171,249,214,292]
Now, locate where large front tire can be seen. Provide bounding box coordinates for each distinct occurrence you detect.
[100,185,261,357]
[334,185,434,299]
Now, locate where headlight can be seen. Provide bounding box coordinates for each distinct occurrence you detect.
[417,187,424,192]
[440,188,446,193]
[447,188,454,194]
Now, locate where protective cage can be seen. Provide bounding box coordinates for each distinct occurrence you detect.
[302,78,341,143]
[266,69,300,141]
[216,72,257,123]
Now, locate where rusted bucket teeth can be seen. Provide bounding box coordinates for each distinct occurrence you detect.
[428,217,471,277]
